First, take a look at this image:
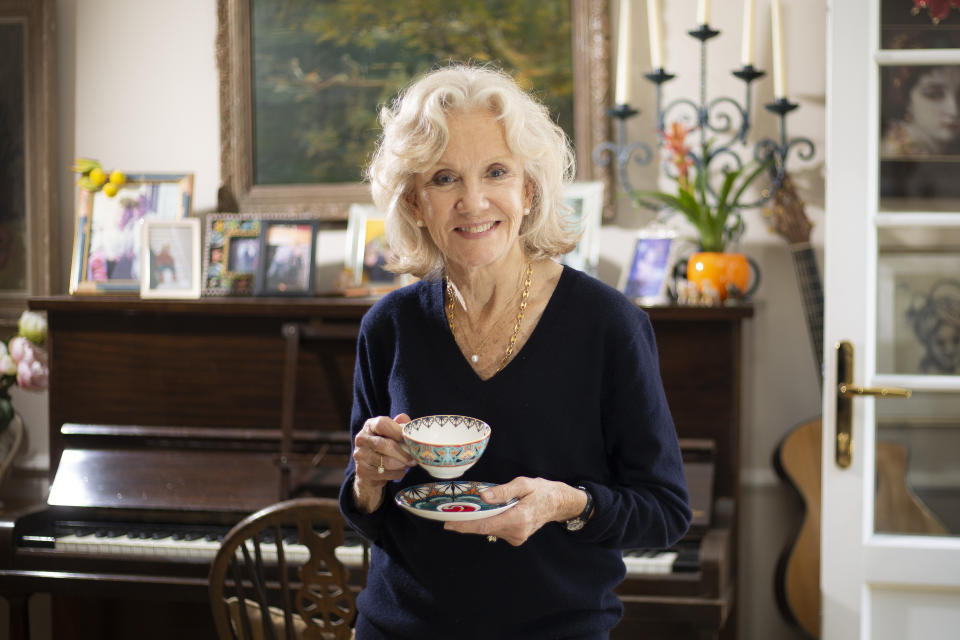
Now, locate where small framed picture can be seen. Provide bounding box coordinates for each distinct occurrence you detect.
[254,220,317,296]
[202,213,264,296]
[346,204,401,288]
[560,181,604,276]
[620,226,678,305]
[70,173,194,294]
[140,218,201,299]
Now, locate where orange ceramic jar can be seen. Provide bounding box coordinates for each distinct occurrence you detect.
[686,252,751,301]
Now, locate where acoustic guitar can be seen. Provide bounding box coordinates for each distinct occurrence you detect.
[767,176,950,639]
[766,175,824,639]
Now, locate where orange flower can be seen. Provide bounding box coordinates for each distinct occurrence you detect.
[662,121,695,189]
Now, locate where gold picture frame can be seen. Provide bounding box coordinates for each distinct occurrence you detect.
[68,173,194,295]
[215,0,612,220]
[0,0,58,327]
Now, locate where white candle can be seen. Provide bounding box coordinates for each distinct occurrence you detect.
[740,0,755,67]
[771,0,787,98]
[647,0,664,70]
[697,0,711,25]
[615,0,632,104]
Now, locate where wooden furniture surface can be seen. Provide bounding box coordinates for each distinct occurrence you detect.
[0,296,751,639]
[208,497,361,640]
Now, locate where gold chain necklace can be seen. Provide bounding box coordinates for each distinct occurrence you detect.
[446,262,533,373]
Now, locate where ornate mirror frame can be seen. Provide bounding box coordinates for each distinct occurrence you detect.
[216,0,612,220]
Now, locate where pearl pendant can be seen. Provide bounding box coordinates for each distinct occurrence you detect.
[471,354,479,363]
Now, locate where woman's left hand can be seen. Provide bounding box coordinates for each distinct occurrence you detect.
[444,477,588,546]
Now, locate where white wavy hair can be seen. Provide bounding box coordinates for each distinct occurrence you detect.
[366,64,579,277]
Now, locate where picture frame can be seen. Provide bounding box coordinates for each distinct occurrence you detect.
[560,181,604,276]
[140,218,201,299]
[216,0,612,220]
[0,0,58,321]
[69,173,194,294]
[620,226,678,306]
[254,219,318,296]
[202,212,263,296]
[345,204,402,290]
[877,252,960,375]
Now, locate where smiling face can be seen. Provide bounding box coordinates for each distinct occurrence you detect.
[410,109,531,276]
[909,67,960,147]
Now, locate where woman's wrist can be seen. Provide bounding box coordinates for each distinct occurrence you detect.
[354,475,387,514]
[555,483,590,523]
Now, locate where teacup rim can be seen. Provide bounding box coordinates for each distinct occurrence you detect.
[402,414,490,447]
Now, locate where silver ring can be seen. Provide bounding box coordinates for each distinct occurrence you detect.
[377,455,385,474]
[486,535,497,543]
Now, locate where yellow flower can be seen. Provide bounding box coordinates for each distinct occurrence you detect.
[89,167,107,187]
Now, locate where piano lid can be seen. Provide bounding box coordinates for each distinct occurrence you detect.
[48,448,287,515]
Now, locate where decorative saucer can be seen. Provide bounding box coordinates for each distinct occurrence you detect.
[395,481,518,522]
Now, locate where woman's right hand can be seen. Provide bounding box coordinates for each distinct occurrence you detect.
[352,413,416,513]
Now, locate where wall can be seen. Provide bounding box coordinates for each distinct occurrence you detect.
[12,1,825,638]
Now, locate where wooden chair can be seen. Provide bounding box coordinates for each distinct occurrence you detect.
[209,497,366,640]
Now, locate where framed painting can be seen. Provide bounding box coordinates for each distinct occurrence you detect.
[69,173,194,294]
[254,219,317,296]
[140,218,201,299]
[217,0,612,219]
[0,0,58,326]
[560,181,604,276]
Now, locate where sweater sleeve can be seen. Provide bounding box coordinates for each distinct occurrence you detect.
[573,308,692,550]
[337,315,395,543]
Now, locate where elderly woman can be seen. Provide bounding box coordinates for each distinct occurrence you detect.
[339,64,690,639]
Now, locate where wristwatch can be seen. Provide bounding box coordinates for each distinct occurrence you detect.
[564,485,594,531]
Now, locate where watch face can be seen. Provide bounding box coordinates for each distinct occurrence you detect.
[565,518,586,531]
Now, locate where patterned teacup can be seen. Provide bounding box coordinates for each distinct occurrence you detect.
[402,415,491,479]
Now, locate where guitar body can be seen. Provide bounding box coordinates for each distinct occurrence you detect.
[773,417,822,639]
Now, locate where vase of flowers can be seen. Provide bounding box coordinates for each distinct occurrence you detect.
[633,122,767,302]
[0,311,49,486]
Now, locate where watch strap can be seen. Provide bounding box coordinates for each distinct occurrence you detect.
[564,485,593,531]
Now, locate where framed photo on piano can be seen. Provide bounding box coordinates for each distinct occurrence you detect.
[140,218,201,299]
[69,172,194,295]
[253,219,318,296]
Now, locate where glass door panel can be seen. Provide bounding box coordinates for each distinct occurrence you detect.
[876,226,960,376]
[881,0,960,50]
[875,393,960,537]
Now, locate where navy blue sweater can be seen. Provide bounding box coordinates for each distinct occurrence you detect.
[339,265,691,639]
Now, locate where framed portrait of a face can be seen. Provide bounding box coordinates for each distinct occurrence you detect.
[140,218,201,299]
[879,62,960,209]
[877,252,960,376]
[254,220,317,296]
[69,173,194,294]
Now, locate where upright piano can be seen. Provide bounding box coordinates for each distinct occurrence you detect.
[0,297,750,639]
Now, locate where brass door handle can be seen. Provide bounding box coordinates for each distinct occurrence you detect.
[835,341,911,469]
[838,384,912,399]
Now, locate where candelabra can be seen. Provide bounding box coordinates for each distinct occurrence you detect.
[593,24,815,208]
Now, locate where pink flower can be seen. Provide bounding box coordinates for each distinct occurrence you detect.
[17,359,49,391]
